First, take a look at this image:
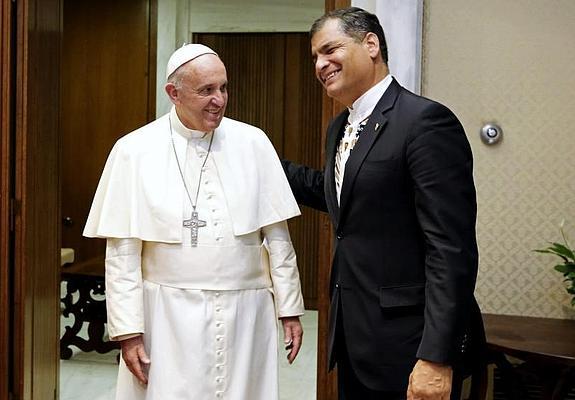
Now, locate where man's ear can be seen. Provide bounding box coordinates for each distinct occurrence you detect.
[165,82,178,103]
[363,32,381,60]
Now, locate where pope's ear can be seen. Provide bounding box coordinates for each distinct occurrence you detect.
[364,32,381,60]
[165,82,179,103]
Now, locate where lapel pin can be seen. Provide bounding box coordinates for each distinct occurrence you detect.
[374,123,380,131]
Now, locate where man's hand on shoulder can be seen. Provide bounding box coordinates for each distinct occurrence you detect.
[407,359,452,400]
[120,334,150,385]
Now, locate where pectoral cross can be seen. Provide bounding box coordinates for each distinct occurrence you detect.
[183,210,206,247]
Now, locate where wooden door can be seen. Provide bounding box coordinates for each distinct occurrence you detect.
[7,0,62,398]
[194,32,323,309]
[61,0,157,266]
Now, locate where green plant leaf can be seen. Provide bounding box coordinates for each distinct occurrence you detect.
[554,264,575,274]
[549,242,575,261]
[536,224,575,308]
[534,249,569,263]
[539,242,573,259]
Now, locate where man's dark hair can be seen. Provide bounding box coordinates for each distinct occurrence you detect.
[310,7,388,64]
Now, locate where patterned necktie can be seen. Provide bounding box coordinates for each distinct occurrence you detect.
[334,118,368,204]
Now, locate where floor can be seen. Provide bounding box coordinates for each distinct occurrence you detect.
[59,301,318,400]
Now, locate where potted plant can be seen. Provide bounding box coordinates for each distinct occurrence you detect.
[535,221,575,308]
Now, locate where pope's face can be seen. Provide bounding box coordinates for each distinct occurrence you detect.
[311,19,375,107]
[170,55,228,132]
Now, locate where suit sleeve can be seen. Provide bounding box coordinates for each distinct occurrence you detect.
[281,160,328,212]
[406,102,479,365]
[105,237,145,340]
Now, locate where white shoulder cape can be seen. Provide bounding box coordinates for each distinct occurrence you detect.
[83,112,300,242]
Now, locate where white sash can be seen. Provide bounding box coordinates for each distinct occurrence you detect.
[141,243,272,290]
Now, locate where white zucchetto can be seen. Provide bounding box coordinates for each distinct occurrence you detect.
[165,43,218,80]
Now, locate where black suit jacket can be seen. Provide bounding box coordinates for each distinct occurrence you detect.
[283,79,485,391]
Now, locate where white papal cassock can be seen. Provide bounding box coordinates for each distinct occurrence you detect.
[84,107,304,400]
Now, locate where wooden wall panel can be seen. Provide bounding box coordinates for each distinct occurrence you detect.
[1,0,14,398]
[194,32,323,309]
[61,0,157,265]
[196,33,287,153]
[283,34,323,310]
[12,0,62,398]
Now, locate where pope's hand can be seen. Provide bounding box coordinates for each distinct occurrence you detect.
[120,335,151,385]
[406,359,452,400]
[280,316,303,364]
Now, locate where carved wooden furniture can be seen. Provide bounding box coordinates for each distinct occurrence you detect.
[60,256,119,359]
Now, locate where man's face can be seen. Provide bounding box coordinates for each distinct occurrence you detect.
[311,19,375,107]
[170,55,228,132]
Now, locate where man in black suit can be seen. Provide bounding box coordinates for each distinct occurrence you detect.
[282,7,485,400]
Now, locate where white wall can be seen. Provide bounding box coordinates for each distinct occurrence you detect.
[353,0,423,94]
[188,0,324,33]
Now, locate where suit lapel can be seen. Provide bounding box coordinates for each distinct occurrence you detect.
[324,112,348,226]
[338,79,401,219]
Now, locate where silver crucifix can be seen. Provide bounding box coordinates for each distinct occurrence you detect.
[183,210,207,247]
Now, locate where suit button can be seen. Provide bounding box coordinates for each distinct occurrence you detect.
[336,233,343,240]
[335,283,340,289]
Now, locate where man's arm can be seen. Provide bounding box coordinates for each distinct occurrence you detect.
[262,221,305,363]
[281,160,328,212]
[406,102,479,399]
[106,238,150,384]
[407,102,478,363]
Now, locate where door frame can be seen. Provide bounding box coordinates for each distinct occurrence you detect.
[1,0,15,397]
[17,0,62,397]
[7,0,63,398]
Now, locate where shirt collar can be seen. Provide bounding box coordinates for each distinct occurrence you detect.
[348,74,393,126]
[170,106,212,140]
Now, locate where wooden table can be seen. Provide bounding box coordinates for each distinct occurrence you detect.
[60,256,120,359]
[481,313,575,400]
